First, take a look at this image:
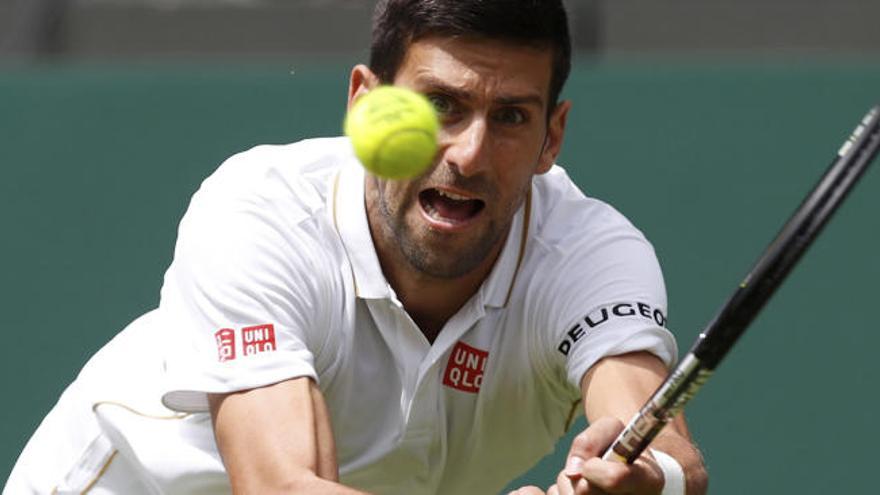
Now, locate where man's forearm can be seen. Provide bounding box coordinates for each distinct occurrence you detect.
[210,378,367,495]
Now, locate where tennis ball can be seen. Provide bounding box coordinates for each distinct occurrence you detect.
[344,85,439,179]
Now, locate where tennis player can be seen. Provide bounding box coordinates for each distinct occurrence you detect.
[6,1,707,494]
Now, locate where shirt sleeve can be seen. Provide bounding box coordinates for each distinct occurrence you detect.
[530,205,678,395]
[158,163,342,413]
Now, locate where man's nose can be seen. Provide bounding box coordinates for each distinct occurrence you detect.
[442,117,490,177]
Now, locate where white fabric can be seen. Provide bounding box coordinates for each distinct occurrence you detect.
[3,311,227,495]
[651,448,686,495]
[5,137,677,495]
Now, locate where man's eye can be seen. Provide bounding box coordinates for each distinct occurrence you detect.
[494,107,527,125]
[427,95,453,115]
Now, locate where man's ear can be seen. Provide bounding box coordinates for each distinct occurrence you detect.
[348,64,381,111]
[536,99,572,175]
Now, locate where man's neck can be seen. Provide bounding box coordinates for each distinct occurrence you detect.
[377,243,503,343]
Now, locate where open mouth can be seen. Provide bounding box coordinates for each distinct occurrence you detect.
[419,188,485,225]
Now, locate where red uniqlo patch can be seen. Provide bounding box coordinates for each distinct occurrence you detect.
[242,324,277,356]
[443,341,489,393]
[215,328,236,362]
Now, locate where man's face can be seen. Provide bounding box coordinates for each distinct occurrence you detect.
[361,36,569,279]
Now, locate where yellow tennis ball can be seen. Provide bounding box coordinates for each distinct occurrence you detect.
[344,85,439,179]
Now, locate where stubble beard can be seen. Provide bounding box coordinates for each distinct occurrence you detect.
[374,181,511,280]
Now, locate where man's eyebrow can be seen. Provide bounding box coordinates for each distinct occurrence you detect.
[416,76,472,101]
[415,75,545,108]
[494,94,545,108]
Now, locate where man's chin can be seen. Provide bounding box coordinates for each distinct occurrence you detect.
[404,257,481,280]
[397,236,496,280]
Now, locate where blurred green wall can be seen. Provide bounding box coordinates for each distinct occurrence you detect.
[2,59,878,493]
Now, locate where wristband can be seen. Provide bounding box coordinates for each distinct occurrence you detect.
[650,448,685,495]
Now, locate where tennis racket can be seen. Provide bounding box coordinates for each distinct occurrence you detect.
[603,104,880,463]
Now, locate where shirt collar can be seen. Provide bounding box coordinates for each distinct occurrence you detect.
[331,159,531,308]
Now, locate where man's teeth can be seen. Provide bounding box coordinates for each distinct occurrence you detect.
[424,202,440,218]
[437,189,470,201]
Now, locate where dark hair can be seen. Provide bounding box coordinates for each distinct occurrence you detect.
[370,0,571,109]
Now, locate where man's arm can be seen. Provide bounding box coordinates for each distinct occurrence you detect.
[208,377,368,494]
[553,352,708,495]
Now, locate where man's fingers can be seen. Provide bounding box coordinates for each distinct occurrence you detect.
[579,455,663,494]
[558,468,613,495]
[560,417,664,493]
[507,486,545,495]
[556,467,576,495]
[564,417,624,477]
[563,455,585,477]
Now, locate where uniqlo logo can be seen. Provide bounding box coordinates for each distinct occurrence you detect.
[215,328,236,362]
[443,341,489,393]
[242,324,276,356]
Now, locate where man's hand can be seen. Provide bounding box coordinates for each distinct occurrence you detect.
[568,352,708,495]
[550,417,663,494]
[510,352,708,494]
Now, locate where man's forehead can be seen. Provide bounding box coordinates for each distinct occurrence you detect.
[396,36,554,103]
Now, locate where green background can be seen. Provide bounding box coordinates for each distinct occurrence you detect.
[2,58,878,493]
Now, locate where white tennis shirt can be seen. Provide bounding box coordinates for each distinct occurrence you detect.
[6,137,676,495]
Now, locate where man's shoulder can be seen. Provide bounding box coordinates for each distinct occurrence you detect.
[189,137,354,219]
[221,136,353,168]
[172,137,356,272]
[531,165,646,250]
[207,136,353,190]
